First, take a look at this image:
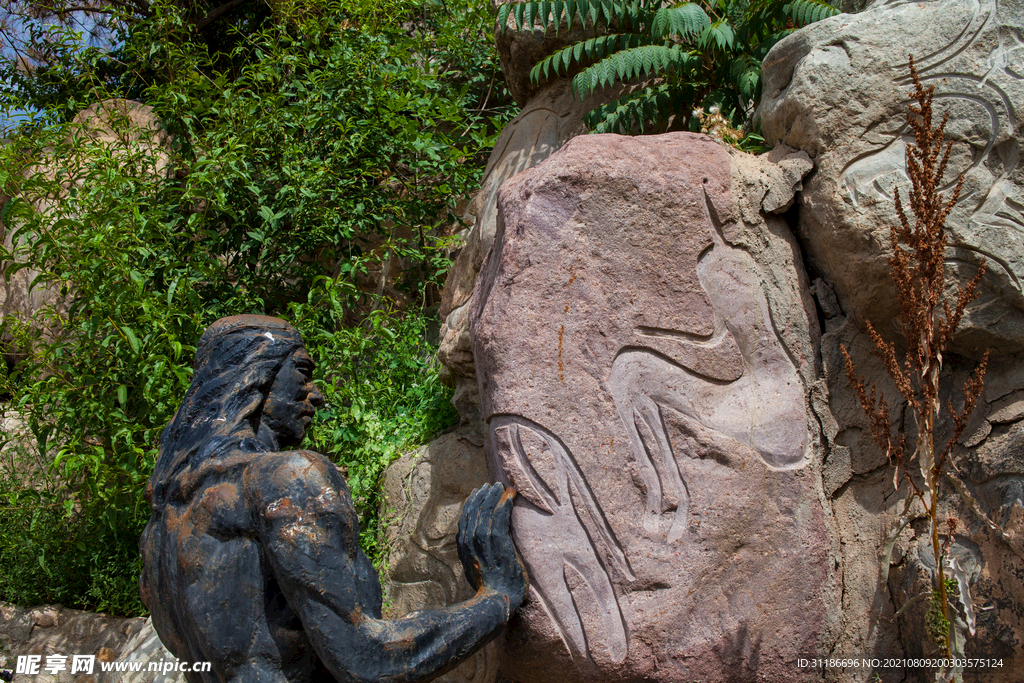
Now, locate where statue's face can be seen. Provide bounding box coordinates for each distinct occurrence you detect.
[262,346,324,448]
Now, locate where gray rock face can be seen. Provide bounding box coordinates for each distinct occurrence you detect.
[816,300,1024,681]
[760,2,1024,677]
[758,0,1024,354]
[469,133,835,682]
[0,602,149,683]
[100,619,184,683]
[380,432,499,683]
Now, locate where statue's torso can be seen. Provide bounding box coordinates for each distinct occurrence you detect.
[141,451,377,683]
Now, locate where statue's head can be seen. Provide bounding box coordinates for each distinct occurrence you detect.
[150,315,323,505]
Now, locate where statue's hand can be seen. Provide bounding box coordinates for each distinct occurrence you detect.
[457,483,528,611]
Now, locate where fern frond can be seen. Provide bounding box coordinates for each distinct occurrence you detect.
[698,20,737,53]
[497,0,658,34]
[584,85,678,133]
[650,3,710,41]
[785,0,841,27]
[530,34,650,84]
[729,54,761,101]
[570,44,695,98]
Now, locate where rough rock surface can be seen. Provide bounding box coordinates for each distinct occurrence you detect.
[380,431,499,683]
[469,133,835,682]
[491,0,590,106]
[441,81,595,321]
[758,0,1024,353]
[814,299,1024,682]
[438,79,626,421]
[759,2,1024,678]
[0,602,153,683]
[101,619,184,683]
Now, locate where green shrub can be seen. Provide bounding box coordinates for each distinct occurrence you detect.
[498,0,840,136]
[295,300,458,567]
[0,0,497,614]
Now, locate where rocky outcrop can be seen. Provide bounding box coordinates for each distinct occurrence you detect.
[759,0,1024,678]
[380,432,498,683]
[102,619,184,683]
[438,80,632,393]
[758,0,1024,354]
[0,603,194,683]
[468,132,835,682]
[413,2,1024,680]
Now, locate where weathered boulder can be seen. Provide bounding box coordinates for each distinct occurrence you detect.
[0,602,147,683]
[758,2,1024,677]
[380,431,496,681]
[469,133,835,682]
[441,81,596,321]
[100,618,184,683]
[813,291,1024,681]
[381,431,499,683]
[438,78,628,424]
[758,0,1024,354]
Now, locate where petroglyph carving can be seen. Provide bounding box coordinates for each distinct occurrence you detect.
[470,133,829,681]
[491,415,633,670]
[834,0,1024,309]
[610,202,808,543]
[758,0,1024,349]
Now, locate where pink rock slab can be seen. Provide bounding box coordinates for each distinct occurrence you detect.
[470,133,830,682]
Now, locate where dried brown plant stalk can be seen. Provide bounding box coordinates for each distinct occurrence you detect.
[841,56,989,662]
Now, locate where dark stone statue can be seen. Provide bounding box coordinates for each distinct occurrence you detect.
[140,315,527,683]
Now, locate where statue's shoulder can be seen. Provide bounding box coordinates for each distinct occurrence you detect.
[242,449,348,504]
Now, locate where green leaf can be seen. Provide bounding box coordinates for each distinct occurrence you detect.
[650,3,710,41]
[551,1,564,33]
[699,21,736,53]
[787,0,841,27]
[564,0,579,27]
[730,55,762,101]
[123,327,140,355]
[497,3,512,31]
[167,277,179,306]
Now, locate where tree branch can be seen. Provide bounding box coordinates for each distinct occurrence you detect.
[193,0,248,32]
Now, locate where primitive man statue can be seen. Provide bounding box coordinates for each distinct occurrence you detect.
[140,315,527,683]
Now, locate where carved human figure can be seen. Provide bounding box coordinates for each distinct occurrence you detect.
[140,315,527,683]
[610,212,808,544]
[470,133,829,681]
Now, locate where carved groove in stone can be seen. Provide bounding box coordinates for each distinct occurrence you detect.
[838,1,1024,308]
[490,415,632,667]
[611,218,808,542]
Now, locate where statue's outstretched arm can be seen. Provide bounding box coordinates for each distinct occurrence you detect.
[244,451,526,683]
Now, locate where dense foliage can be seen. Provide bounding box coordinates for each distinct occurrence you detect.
[0,0,510,614]
[499,0,840,136]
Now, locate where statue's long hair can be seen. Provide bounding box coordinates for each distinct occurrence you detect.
[141,316,305,663]
[148,315,304,508]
